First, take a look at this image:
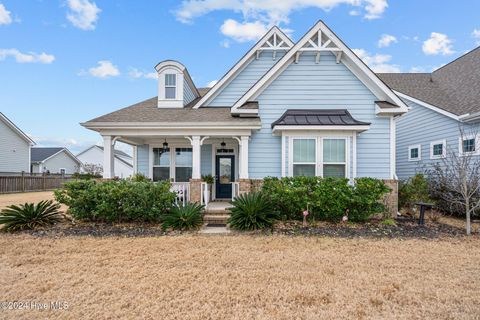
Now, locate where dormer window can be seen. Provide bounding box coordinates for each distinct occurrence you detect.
[165,74,176,99]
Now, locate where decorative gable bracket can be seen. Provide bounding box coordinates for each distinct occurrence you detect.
[256,32,293,60]
[296,29,343,64]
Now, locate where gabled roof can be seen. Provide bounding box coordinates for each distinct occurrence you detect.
[377,47,480,116]
[231,20,408,115]
[271,109,370,127]
[155,60,200,99]
[192,26,294,109]
[31,147,81,164]
[77,145,132,160]
[0,112,35,145]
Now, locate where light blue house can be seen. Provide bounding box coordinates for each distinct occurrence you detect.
[378,47,480,180]
[82,21,407,210]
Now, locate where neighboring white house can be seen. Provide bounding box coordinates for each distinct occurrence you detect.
[76,145,133,178]
[31,147,82,175]
[0,112,36,174]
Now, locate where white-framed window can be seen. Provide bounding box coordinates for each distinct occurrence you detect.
[430,139,446,159]
[59,168,66,175]
[459,134,479,155]
[292,138,316,177]
[174,148,192,182]
[165,74,176,99]
[152,147,171,181]
[322,138,347,178]
[408,144,421,161]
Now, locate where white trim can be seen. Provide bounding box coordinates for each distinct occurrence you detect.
[390,116,396,179]
[272,125,370,133]
[394,91,461,121]
[193,26,293,109]
[82,122,261,130]
[352,132,357,179]
[408,144,421,161]
[458,133,480,156]
[0,112,36,145]
[281,134,286,177]
[430,139,447,159]
[290,137,317,177]
[231,21,409,113]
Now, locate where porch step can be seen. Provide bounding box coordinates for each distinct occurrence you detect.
[204,201,232,215]
[203,214,230,225]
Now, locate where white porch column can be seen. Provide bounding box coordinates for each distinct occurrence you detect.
[239,136,249,179]
[103,135,115,179]
[191,135,201,179]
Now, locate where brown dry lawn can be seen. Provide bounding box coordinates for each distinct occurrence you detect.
[0,191,57,210]
[1,235,479,319]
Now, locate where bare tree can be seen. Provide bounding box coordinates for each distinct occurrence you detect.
[428,128,480,234]
[82,163,103,176]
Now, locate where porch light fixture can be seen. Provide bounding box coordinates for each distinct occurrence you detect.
[219,140,227,153]
[162,139,169,152]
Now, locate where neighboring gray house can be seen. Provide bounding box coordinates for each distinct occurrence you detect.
[76,145,133,178]
[31,147,82,175]
[378,47,480,180]
[81,20,406,211]
[0,112,35,174]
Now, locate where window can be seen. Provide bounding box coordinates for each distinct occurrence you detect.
[462,138,476,153]
[165,74,176,99]
[175,148,192,182]
[292,139,316,176]
[59,168,66,175]
[153,147,170,181]
[430,140,446,159]
[408,145,421,161]
[323,139,346,178]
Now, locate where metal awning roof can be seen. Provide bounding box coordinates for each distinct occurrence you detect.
[271,109,370,128]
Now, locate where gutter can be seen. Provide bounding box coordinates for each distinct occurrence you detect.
[459,111,480,123]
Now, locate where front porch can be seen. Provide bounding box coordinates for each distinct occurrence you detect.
[102,135,251,206]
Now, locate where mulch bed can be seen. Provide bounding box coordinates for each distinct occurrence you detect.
[270,217,467,239]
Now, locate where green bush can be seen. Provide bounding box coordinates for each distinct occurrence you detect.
[71,172,101,180]
[0,200,62,232]
[262,176,390,222]
[128,173,151,182]
[54,180,176,222]
[161,202,205,231]
[398,174,430,209]
[228,192,278,230]
[201,174,214,184]
[349,178,391,221]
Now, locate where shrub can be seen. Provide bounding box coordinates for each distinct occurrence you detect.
[228,192,278,230]
[71,172,102,180]
[161,202,204,231]
[0,200,62,232]
[128,173,151,182]
[349,178,391,222]
[398,174,430,210]
[262,176,390,222]
[54,180,176,222]
[201,174,214,184]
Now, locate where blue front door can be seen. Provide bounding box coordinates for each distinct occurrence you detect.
[215,155,234,199]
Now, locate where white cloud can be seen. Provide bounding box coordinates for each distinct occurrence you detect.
[422,32,454,56]
[0,3,12,25]
[220,19,268,42]
[0,48,55,64]
[472,29,480,45]
[206,80,218,88]
[349,10,360,16]
[353,48,400,73]
[128,67,157,80]
[86,60,120,78]
[175,0,389,26]
[377,34,397,48]
[66,0,101,31]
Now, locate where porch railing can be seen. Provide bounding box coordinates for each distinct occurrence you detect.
[232,182,240,200]
[171,182,190,207]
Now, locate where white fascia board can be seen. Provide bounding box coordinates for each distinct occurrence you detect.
[375,103,406,116]
[231,20,409,113]
[394,91,460,121]
[82,122,261,129]
[0,112,36,145]
[272,125,370,133]
[193,26,293,109]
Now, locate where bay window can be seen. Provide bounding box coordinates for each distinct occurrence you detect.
[292,139,316,176]
[323,138,347,178]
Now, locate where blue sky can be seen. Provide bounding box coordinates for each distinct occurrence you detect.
[1,0,479,154]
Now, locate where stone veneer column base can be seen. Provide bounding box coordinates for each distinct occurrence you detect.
[238,179,264,194]
[382,179,398,218]
[189,179,202,203]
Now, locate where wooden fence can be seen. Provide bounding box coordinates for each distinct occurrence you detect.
[0,175,73,194]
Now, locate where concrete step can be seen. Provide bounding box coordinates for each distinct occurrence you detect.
[203,214,230,224]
